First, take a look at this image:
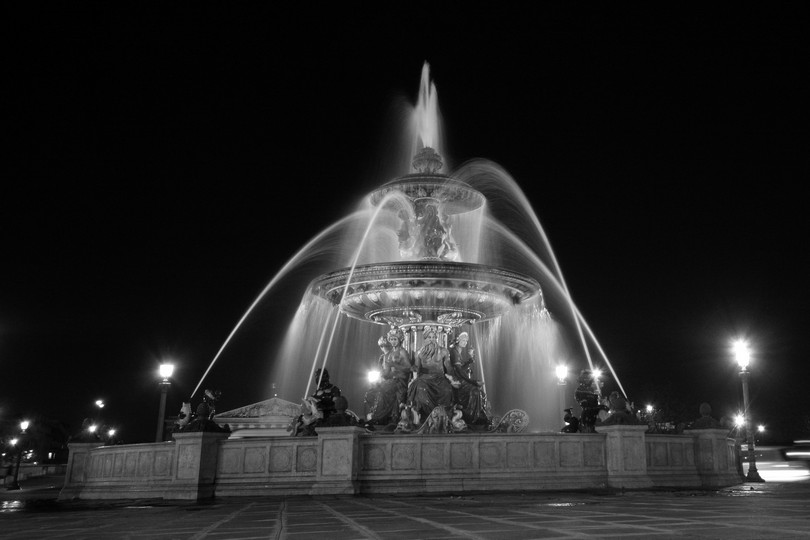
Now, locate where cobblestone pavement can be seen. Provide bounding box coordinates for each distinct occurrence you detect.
[2,480,810,539]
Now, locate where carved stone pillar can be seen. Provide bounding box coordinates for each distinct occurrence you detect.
[684,428,743,487]
[595,424,653,489]
[58,442,100,500]
[312,426,365,495]
[164,431,230,500]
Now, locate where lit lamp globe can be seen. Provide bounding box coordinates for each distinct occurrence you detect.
[555,365,567,385]
[159,363,175,381]
[20,420,29,432]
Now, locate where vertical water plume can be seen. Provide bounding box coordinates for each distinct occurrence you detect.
[412,61,443,158]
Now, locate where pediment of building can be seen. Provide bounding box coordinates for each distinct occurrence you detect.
[215,397,302,419]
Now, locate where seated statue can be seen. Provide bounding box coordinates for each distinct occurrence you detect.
[448,331,490,426]
[311,368,341,422]
[364,330,412,426]
[599,391,642,425]
[324,395,359,427]
[407,326,454,423]
[574,370,605,433]
[287,397,322,436]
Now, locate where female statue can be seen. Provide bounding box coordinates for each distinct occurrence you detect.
[364,329,412,426]
[407,326,454,423]
[448,331,490,426]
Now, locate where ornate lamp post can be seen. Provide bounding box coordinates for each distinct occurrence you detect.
[734,340,764,482]
[7,420,30,491]
[155,363,174,442]
[555,364,568,415]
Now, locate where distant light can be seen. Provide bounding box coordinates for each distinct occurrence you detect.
[734,414,745,427]
[159,363,175,380]
[555,365,567,383]
[20,420,30,431]
[88,424,98,433]
[367,370,381,384]
[733,339,750,370]
[10,438,18,446]
[757,424,765,432]
[646,404,654,413]
[95,399,105,409]
[592,368,603,380]
[108,429,116,437]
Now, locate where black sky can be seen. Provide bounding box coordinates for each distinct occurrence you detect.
[3,4,809,444]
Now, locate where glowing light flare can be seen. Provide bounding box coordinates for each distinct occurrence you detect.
[555,364,567,383]
[592,368,603,380]
[95,399,105,409]
[159,363,175,380]
[88,424,98,433]
[108,429,117,437]
[367,370,381,384]
[757,425,765,433]
[734,414,745,427]
[10,438,18,446]
[646,404,654,413]
[19,420,29,432]
[733,339,750,369]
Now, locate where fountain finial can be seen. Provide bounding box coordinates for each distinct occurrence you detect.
[412,146,443,174]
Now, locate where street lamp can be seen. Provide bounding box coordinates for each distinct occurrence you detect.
[734,339,764,482]
[155,363,174,442]
[7,420,29,491]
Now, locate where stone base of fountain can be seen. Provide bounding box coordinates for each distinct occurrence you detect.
[59,427,742,501]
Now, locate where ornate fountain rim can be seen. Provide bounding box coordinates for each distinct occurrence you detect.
[369,173,485,214]
[310,261,541,327]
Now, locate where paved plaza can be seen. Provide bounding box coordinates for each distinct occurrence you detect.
[2,476,810,539]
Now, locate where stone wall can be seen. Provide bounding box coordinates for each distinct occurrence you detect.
[60,426,743,501]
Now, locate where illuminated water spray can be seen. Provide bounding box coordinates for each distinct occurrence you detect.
[192,62,624,429]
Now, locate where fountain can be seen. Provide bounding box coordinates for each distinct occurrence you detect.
[257,63,584,432]
[60,63,744,501]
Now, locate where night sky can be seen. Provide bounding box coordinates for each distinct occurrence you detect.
[3,4,808,444]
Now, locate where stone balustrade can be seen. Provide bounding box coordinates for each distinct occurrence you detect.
[60,426,743,500]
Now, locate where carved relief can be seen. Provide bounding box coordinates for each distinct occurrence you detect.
[124,453,137,476]
[479,442,504,468]
[583,442,604,467]
[138,451,153,477]
[297,446,317,472]
[506,442,530,468]
[364,445,386,470]
[113,453,125,477]
[533,441,556,468]
[177,444,198,479]
[651,442,669,466]
[450,442,472,469]
[421,443,445,469]
[154,451,171,476]
[269,447,292,472]
[560,441,583,467]
[391,443,417,469]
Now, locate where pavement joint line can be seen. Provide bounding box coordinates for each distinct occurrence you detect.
[271,499,286,540]
[316,500,386,540]
[185,501,257,540]
[348,498,490,540]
